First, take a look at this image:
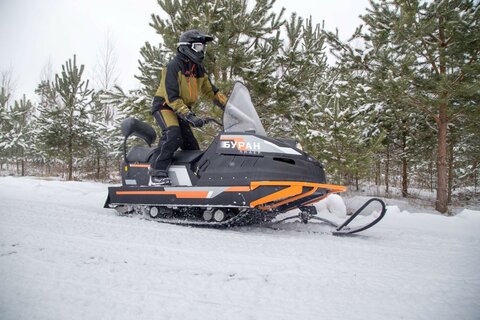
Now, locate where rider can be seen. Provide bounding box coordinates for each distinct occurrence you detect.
[149,29,228,185]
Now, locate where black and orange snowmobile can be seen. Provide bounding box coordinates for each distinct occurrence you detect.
[104,82,386,234]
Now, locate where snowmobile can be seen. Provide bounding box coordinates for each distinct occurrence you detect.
[104,82,386,235]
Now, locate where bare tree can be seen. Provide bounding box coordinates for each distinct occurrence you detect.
[94,29,119,91]
[1,66,17,108]
[39,58,54,83]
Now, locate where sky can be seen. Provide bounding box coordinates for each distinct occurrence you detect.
[0,0,370,101]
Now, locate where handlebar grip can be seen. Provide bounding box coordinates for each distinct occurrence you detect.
[203,117,223,127]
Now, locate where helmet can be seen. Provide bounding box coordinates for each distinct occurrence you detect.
[177,29,214,64]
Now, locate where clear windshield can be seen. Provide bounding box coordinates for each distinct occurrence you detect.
[223,82,266,136]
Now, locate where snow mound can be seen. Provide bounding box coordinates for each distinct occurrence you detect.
[314,193,347,218]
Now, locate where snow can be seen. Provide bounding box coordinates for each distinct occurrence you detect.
[1,176,479,320]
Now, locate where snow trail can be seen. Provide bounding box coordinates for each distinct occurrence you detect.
[1,177,479,320]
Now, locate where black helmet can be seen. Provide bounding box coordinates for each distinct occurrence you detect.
[177,29,214,64]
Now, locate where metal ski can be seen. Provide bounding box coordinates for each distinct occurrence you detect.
[275,198,387,235]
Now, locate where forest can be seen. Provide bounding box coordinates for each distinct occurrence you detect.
[0,0,478,214]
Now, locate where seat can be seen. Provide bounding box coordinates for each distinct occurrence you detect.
[126,146,203,164]
[172,150,204,164]
[126,146,156,163]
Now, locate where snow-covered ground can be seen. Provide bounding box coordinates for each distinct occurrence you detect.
[1,176,479,320]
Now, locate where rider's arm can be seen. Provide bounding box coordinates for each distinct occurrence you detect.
[156,61,190,115]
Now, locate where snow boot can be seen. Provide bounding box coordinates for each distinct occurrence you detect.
[149,168,171,186]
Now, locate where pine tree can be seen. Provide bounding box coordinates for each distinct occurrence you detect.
[8,96,34,175]
[35,55,95,180]
[268,14,329,137]
[0,91,35,176]
[324,0,479,212]
[0,87,13,170]
[364,0,479,213]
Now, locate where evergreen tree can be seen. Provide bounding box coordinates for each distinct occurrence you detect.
[371,0,478,213]
[0,87,13,169]
[324,0,479,212]
[8,96,34,175]
[269,14,329,137]
[0,91,35,176]
[35,55,95,180]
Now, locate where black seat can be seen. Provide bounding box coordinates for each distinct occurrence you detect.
[172,150,204,164]
[126,146,156,163]
[126,146,203,164]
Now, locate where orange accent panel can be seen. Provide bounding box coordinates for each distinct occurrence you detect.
[251,181,346,192]
[319,184,347,193]
[259,186,318,210]
[250,184,303,208]
[225,186,251,192]
[116,191,209,199]
[249,181,347,210]
[129,164,150,168]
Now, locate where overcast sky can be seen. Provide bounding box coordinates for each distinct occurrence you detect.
[0,0,370,101]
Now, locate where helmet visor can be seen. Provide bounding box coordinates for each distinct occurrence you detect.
[191,42,206,53]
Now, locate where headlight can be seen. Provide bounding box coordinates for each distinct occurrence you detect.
[295,142,303,151]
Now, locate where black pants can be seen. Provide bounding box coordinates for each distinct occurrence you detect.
[151,110,199,172]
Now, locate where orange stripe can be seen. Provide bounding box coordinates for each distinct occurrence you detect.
[251,181,347,192]
[129,164,150,168]
[250,184,303,208]
[259,186,319,210]
[225,186,251,192]
[116,191,209,199]
[249,181,346,209]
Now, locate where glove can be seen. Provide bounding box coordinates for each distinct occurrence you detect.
[183,111,204,128]
[214,92,228,109]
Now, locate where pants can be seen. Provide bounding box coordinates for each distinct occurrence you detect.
[151,109,199,172]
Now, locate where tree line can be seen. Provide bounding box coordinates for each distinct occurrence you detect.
[0,0,478,213]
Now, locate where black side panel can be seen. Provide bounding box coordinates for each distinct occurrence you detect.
[106,184,328,213]
[192,134,326,186]
[196,156,325,186]
[274,137,297,148]
[107,185,285,208]
[121,162,150,186]
[194,136,220,174]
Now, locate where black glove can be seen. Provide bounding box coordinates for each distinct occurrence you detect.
[183,111,204,128]
[213,99,225,111]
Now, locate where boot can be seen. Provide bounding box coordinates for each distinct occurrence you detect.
[149,168,171,186]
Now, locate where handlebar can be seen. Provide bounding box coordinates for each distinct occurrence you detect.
[203,117,223,127]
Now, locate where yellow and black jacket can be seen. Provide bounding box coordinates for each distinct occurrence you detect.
[152,53,220,115]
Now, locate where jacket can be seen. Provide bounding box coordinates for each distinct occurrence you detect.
[152,52,219,115]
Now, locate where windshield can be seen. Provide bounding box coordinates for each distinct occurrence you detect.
[223,82,266,136]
